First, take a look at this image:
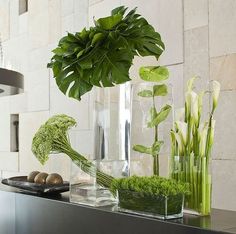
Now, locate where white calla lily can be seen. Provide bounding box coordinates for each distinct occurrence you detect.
[191,91,199,123]
[212,81,220,113]
[209,119,216,147]
[173,131,184,156]
[185,91,198,123]
[199,124,208,157]
[198,91,205,117]
[171,78,220,215]
[175,121,188,145]
[198,123,206,141]
[187,76,197,92]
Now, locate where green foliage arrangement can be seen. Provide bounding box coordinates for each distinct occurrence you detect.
[48,6,165,100]
[31,114,114,188]
[171,77,221,215]
[133,66,171,176]
[111,175,190,197]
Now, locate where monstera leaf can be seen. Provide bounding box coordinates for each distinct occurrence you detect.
[48,6,165,100]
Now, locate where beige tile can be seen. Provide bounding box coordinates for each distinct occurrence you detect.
[0,97,10,151]
[184,0,208,30]
[27,85,50,112]
[209,0,236,57]
[167,64,184,108]
[0,152,19,171]
[89,0,103,6]
[61,0,74,17]
[184,26,209,92]
[19,111,50,172]
[25,68,49,91]
[9,93,28,114]
[210,53,236,91]
[9,0,19,37]
[212,159,236,211]
[28,1,49,49]
[28,0,48,14]
[62,14,74,35]
[0,0,10,41]
[49,0,62,43]
[19,12,28,34]
[50,87,90,130]
[28,46,52,72]
[89,0,121,26]
[1,34,29,73]
[74,0,88,31]
[25,68,50,111]
[212,90,236,160]
[121,0,184,66]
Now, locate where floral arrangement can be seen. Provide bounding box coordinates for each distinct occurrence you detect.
[31,114,114,189]
[170,77,220,215]
[132,66,171,176]
[48,6,165,100]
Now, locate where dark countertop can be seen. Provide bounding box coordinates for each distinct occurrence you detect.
[0,182,236,234]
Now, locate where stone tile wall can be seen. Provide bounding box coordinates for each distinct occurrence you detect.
[0,0,235,211]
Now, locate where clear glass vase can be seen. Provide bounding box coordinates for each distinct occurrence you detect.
[130,82,173,177]
[171,155,212,216]
[70,83,131,207]
[118,190,184,219]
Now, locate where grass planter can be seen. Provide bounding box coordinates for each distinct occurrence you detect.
[111,176,189,220]
[118,190,184,219]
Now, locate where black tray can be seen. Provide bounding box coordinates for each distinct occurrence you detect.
[2,176,69,195]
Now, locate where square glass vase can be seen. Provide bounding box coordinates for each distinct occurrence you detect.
[70,160,128,207]
[170,155,212,216]
[118,190,184,220]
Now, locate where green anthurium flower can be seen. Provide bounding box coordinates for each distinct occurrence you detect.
[139,66,169,82]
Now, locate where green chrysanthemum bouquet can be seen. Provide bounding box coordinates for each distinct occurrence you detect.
[170,77,220,215]
[32,114,114,189]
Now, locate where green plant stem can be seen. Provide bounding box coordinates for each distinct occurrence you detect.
[201,157,206,214]
[54,134,114,189]
[153,125,159,175]
[153,95,159,176]
[153,154,159,176]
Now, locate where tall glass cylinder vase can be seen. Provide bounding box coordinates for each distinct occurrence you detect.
[171,154,212,216]
[130,82,173,177]
[70,83,131,207]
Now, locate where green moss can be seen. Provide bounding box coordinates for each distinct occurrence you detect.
[111,176,190,197]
